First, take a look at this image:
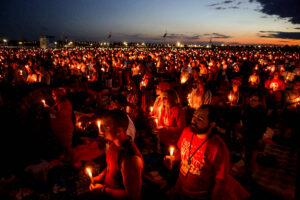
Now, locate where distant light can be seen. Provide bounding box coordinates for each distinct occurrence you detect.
[221,43,225,47]
[142,42,145,46]
[18,42,23,45]
[176,42,181,47]
[90,43,93,46]
[3,39,7,43]
[54,41,58,45]
[123,42,128,46]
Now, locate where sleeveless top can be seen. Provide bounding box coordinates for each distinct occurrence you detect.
[104,140,143,189]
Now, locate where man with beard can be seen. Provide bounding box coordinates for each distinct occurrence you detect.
[164,105,248,200]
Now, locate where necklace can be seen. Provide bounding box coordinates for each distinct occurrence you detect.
[187,133,210,166]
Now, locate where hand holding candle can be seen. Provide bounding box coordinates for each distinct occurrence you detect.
[163,146,175,170]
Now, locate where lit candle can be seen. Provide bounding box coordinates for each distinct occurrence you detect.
[41,99,47,107]
[228,94,234,105]
[97,120,102,135]
[20,70,23,75]
[150,106,153,115]
[170,146,175,167]
[170,146,174,156]
[181,76,187,84]
[155,118,158,128]
[85,167,94,184]
[77,122,82,129]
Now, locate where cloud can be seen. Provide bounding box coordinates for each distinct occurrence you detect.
[204,33,232,39]
[223,0,234,4]
[165,33,201,40]
[258,31,300,40]
[207,3,220,7]
[207,0,242,10]
[249,0,300,24]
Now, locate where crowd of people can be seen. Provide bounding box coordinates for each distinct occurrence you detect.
[0,46,299,200]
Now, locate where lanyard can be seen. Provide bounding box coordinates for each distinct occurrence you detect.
[187,133,210,165]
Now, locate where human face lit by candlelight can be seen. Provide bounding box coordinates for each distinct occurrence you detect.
[191,108,212,134]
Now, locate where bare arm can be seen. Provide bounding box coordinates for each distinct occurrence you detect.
[93,167,107,183]
[104,156,143,200]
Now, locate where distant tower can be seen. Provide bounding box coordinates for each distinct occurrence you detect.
[40,36,49,49]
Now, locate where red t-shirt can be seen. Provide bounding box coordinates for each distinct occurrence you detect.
[176,127,230,199]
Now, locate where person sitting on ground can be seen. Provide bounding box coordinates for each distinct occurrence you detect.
[89,110,144,200]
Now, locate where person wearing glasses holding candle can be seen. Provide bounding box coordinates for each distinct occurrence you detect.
[89,110,143,200]
[164,105,249,200]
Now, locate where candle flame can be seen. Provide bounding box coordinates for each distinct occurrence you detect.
[97,120,101,133]
[170,146,174,156]
[150,107,153,113]
[155,119,158,127]
[85,167,93,184]
[41,99,47,107]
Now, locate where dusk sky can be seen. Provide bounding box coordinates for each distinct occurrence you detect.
[1,0,300,45]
